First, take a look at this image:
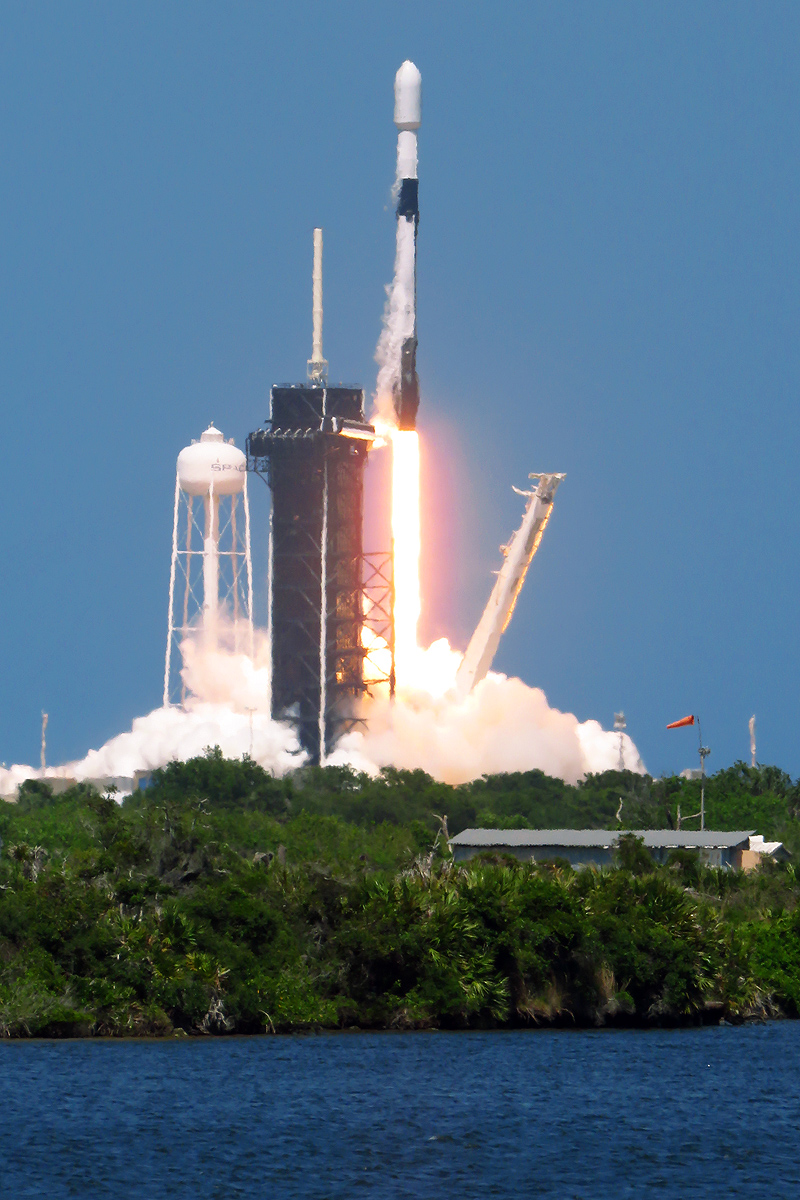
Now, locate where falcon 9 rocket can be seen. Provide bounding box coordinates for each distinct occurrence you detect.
[393,60,421,431]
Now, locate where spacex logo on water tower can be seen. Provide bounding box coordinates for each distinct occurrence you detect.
[176,431,247,495]
[164,424,253,707]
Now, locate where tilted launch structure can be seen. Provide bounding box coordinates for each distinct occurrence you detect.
[454,473,565,699]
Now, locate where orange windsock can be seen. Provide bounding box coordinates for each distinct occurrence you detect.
[667,714,695,729]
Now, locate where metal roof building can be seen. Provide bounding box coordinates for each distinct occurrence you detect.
[448,828,769,870]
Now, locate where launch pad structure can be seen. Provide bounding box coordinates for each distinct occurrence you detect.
[248,386,394,763]
[247,230,394,764]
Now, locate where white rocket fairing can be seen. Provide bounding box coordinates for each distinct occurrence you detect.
[393,61,421,430]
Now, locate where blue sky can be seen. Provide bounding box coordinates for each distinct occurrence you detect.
[1,1,798,777]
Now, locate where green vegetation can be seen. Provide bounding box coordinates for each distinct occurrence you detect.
[1,751,800,1037]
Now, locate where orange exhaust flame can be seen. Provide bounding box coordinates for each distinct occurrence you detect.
[391,430,421,683]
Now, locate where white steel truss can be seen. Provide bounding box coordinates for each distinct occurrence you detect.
[163,474,254,707]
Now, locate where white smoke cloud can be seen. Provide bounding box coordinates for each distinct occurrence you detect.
[0,632,644,799]
[62,701,302,784]
[327,640,644,786]
[0,630,304,800]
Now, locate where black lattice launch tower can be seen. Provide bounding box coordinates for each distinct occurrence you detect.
[248,230,394,762]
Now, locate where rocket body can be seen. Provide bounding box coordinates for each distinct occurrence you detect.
[393,62,421,430]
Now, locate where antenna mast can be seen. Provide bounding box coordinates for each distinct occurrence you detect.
[308,228,328,382]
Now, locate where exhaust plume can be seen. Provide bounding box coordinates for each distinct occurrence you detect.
[0,627,303,799]
[329,639,644,786]
[0,628,644,799]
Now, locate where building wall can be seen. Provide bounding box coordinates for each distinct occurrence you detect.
[647,846,729,868]
[737,848,771,872]
[451,844,615,868]
[452,843,743,870]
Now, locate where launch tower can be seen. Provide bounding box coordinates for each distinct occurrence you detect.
[248,231,393,762]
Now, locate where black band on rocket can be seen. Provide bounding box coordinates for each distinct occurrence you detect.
[396,337,420,431]
[397,178,419,220]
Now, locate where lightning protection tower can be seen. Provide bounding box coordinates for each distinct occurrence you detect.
[613,712,627,771]
[164,424,254,706]
[247,229,393,763]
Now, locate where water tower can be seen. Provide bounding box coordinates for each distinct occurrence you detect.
[164,424,254,706]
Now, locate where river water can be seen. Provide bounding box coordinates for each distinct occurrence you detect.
[2,1023,798,1198]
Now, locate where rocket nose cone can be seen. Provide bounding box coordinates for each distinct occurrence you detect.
[394,60,421,130]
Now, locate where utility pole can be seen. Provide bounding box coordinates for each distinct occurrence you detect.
[40,711,48,772]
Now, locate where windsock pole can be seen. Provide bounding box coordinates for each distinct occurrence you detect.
[667,713,710,830]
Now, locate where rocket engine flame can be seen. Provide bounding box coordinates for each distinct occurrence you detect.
[391,429,421,682]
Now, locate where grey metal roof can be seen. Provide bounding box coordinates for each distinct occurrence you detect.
[449,828,755,850]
